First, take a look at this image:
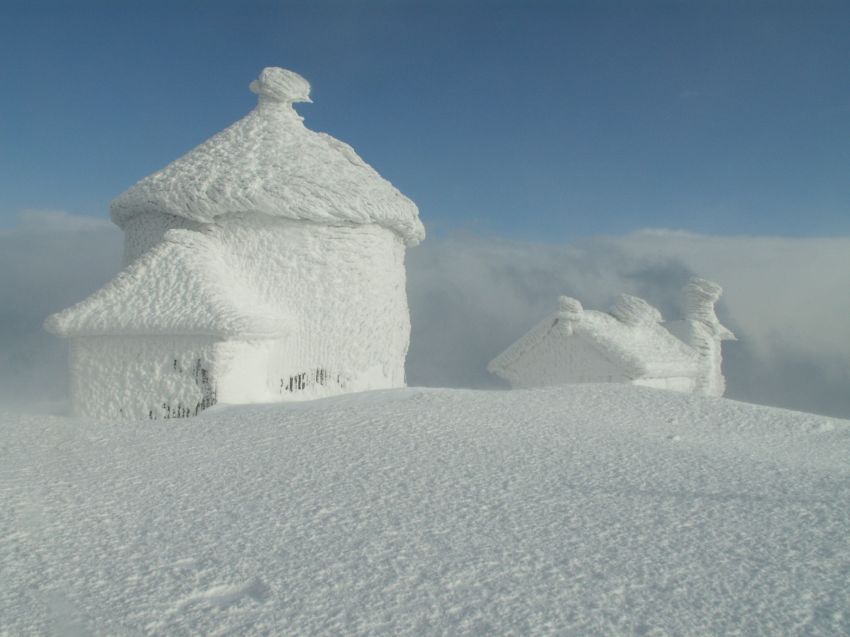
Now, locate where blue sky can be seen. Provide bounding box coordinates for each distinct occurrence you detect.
[1,0,849,240]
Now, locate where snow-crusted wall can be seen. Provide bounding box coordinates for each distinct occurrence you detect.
[50,67,421,419]
[69,335,307,419]
[208,214,410,398]
[115,211,410,408]
[123,212,202,266]
[69,336,218,419]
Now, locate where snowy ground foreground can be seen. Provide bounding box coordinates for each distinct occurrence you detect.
[2,386,849,635]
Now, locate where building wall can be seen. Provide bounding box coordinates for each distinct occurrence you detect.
[213,214,410,399]
[69,335,218,419]
[122,212,202,266]
[122,212,411,401]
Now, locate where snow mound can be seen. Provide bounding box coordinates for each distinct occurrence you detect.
[110,67,424,246]
[3,385,849,635]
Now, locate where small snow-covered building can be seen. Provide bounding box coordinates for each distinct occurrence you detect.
[46,67,425,419]
[487,278,735,396]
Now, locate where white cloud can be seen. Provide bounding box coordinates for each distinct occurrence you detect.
[1,212,848,418]
[4,209,115,235]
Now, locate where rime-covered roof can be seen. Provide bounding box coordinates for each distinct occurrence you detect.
[45,230,290,339]
[488,295,699,381]
[110,67,425,247]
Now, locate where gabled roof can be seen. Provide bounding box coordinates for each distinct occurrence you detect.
[488,295,699,381]
[110,67,425,247]
[45,230,290,339]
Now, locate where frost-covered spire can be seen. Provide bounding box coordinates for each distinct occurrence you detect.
[249,67,312,105]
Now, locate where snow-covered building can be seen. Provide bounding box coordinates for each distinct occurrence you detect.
[487,278,735,396]
[46,67,425,419]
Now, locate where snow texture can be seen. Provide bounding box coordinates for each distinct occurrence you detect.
[2,385,849,635]
[673,277,737,396]
[45,230,289,339]
[489,294,700,392]
[46,216,411,419]
[46,67,419,419]
[110,67,424,247]
[489,279,734,396]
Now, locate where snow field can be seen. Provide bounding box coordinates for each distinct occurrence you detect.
[2,385,849,635]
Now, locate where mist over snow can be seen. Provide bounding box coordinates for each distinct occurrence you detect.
[0,211,121,411]
[0,212,848,418]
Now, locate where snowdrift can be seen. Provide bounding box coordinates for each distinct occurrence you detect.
[2,385,849,635]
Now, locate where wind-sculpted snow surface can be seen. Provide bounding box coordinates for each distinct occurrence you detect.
[2,386,849,635]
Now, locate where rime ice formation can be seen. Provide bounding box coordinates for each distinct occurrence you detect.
[488,278,734,396]
[46,68,423,419]
[666,277,737,396]
[111,66,423,265]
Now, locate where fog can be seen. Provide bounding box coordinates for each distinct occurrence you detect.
[2,212,848,418]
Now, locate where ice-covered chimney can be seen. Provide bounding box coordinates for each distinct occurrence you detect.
[679,277,735,396]
[554,296,583,335]
[682,278,735,340]
[557,296,584,321]
[249,67,312,117]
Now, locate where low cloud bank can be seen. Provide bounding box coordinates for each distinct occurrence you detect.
[408,231,850,418]
[0,211,122,411]
[1,213,847,418]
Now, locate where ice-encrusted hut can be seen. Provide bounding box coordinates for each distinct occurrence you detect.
[487,278,735,396]
[46,67,425,419]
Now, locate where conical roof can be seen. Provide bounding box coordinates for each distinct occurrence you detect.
[110,68,424,246]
